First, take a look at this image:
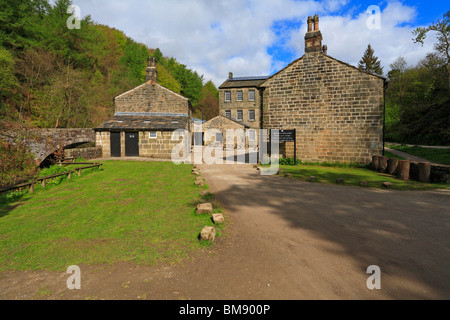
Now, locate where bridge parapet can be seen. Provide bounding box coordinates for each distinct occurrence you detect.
[0,128,96,165]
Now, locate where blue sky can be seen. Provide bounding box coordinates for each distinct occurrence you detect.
[61,0,448,86]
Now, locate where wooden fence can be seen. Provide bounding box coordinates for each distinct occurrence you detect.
[0,162,103,195]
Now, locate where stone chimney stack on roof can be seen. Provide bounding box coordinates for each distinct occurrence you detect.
[305,14,323,54]
[229,72,233,80]
[146,57,158,83]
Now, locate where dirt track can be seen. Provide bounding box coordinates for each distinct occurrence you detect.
[0,163,449,300]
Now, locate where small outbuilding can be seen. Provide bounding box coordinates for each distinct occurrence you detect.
[95,58,192,159]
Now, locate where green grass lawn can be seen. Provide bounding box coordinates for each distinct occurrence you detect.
[278,164,450,191]
[0,161,221,272]
[387,145,450,166]
[383,150,405,160]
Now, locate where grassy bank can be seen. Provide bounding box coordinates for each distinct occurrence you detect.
[278,164,449,191]
[387,145,450,166]
[0,161,220,272]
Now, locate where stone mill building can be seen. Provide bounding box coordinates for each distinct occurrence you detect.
[219,15,386,165]
[95,58,192,159]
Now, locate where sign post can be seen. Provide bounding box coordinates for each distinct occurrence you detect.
[270,129,297,166]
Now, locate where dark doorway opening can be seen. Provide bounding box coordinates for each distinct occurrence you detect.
[125,132,139,157]
[194,132,204,146]
[110,132,121,157]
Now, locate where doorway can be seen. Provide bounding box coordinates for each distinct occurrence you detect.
[125,132,139,157]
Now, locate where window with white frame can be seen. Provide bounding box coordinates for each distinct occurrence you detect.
[248,110,256,121]
[224,91,231,102]
[225,110,231,118]
[149,131,157,139]
[248,129,256,142]
[249,90,255,101]
[237,110,243,121]
[236,90,243,101]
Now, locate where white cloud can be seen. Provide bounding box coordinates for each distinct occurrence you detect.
[287,1,436,74]
[70,0,437,85]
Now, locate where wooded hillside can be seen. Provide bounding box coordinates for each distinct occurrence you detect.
[0,0,218,130]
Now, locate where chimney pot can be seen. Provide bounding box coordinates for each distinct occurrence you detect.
[323,45,328,55]
[307,16,313,32]
[229,72,233,80]
[314,14,319,31]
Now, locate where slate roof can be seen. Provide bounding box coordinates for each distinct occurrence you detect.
[219,76,269,89]
[94,113,189,131]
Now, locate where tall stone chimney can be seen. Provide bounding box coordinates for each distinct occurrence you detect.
[146,57,158,82]
[305,14,323,54]
[228,72,233,80]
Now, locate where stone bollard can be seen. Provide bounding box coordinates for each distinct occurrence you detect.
[200,226,216,242]
[308,176,316,182]
[336,178,345,184]
[195,180,204,187]
[196,203,213,215]
[418,162,431,183]
[397,160,410,180]
[212,213,225,224]
[378,156,388,173]
[387,158,399,175]
[382,182,393,189]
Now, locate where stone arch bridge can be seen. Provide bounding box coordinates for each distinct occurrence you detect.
[0,128,96,165]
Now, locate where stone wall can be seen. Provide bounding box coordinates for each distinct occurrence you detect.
[96,131,111,158]
[200,116,258,149]
[262,52,384,165]
[0,128,95,164]
[64,147,102,160]
[219,87,261,130]
[115,81,189,115]
[96,131,182,159]
[139,131,181,159]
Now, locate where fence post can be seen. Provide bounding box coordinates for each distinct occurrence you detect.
[387,158,399,175]
[41,179,46,188]
[397,160,410,180]
[29,183,35,194]
[67,172,72,180]
[418,162,431,183]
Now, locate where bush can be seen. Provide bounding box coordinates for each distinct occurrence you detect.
[0,140,38,188]
[38,165,72,187]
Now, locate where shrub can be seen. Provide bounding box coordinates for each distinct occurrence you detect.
[0,139,38,188]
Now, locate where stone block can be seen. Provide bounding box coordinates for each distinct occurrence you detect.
[212,213,225,224]
[382,182,393,188]
[200,226,216,242]
[195,180,204,187]
[308,176,316,182]
[336,178,345,184]
[196,203,213,215]
[360,180,368,186]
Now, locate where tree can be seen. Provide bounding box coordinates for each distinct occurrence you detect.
[195,80,219,120]
[358,44,384,76]
[413,11,450,89]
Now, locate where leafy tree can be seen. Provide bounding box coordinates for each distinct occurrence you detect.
[413,11,450,88]
[358,44,384,76]
[0,46,18,116]
[195,80,219,120]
